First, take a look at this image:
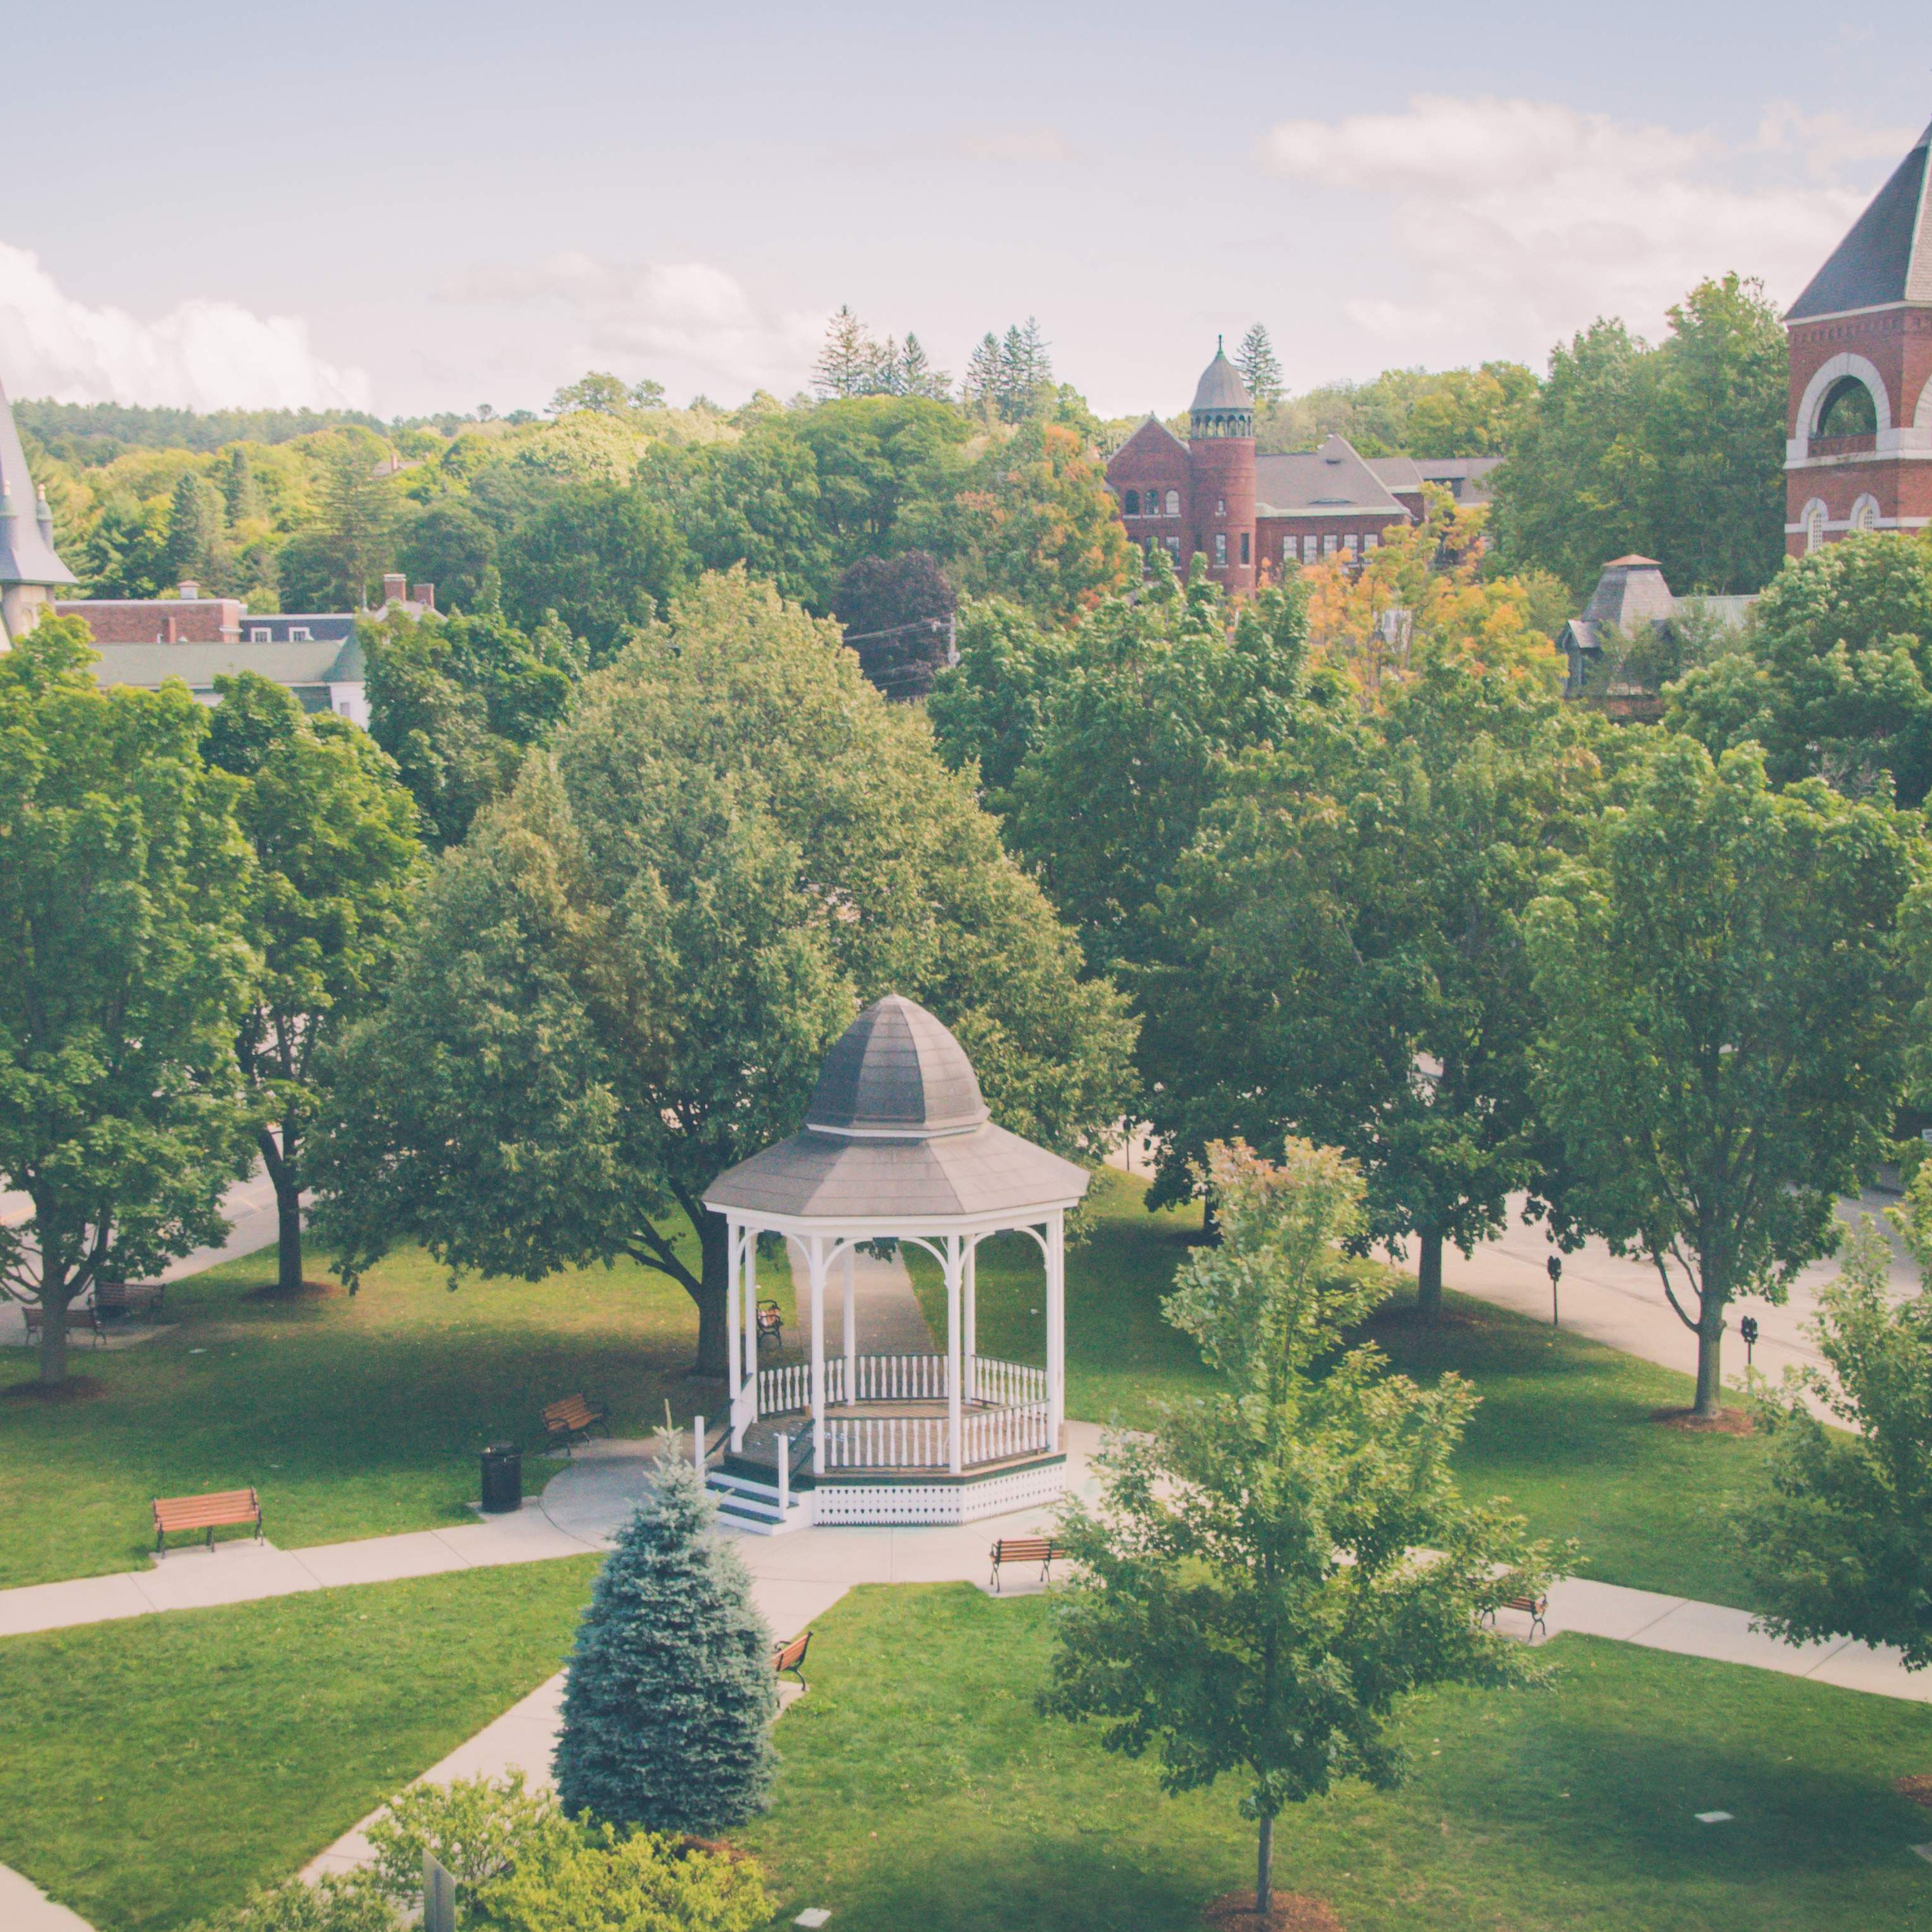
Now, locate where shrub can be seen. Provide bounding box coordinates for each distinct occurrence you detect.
[184,1875,399,1932]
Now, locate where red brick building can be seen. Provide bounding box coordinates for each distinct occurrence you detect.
[1105,342,1499,593]
[1784,118,1932,556]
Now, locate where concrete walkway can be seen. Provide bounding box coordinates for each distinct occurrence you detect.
[1388,1189,1923,1406]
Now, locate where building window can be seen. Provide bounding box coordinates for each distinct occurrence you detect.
[1165,489,1180,517]
[249,626,271,643]
[290,625,311,641]
[1124,489,1140,515]
[1302,535,1319,561]
[1365,533,1379,551]
[1322,535,1337,557]
[1850,494,1880,534]
[1216,498,1226,516]
[1214,533,1228,566]
[1804,501,1826,552]
[1165,536,1181,560]
[1343,534,1358,557]
[1239,532,1251,565]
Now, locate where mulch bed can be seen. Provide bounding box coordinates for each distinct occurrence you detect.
[3,1373,109,1403]
[1205,1892,1345,1932]
[1650,1405,1756,1436]
[243,1279,340,1301]
[1894,1774,1932,1809]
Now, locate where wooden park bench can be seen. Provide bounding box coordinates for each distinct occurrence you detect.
[773,1629,812,1688]
[542,1393,608,1454]
[1485,1590,1550,1640]
[755,1300,784,1351]
[989,1535,1063,1593]
[154,1487,263,1556]
[21,1304,106,1348]
[93,1281,165,1321]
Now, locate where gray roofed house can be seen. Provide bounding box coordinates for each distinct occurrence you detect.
[0,376,79,646]
[1254,434,1409,518]
[1786,118,1932,321]
[1559,555,1756,714]
[86,633,369,722]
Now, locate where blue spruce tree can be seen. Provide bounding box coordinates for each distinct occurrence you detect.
[554,1455,778,1833]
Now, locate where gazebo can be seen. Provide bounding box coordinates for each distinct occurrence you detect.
[700,995,1090,1531]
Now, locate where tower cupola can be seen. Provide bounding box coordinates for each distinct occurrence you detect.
[1189,337,1254,440]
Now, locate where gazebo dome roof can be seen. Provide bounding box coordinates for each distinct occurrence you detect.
[807,994,988,1139]
[703,995,1090,1226]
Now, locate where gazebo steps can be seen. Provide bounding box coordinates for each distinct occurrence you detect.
[705,1466,812,1538]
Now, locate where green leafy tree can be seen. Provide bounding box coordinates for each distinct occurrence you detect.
[73,494,172,598]
[279,444,399,608]
[314,571,1134,1371]
[500,481,690,662]
[928,596,1069,799]
[1668,532,1932,807]
[555,1455,778,1831]
[937,420,1133,623]
[1491,275,1787,597]
[0,620,258,1385]
[1045,1137,1550,1918]
[548,371,635,416]
[204,674,422,1292]
[164,471,226,588]
[362,608,581,847]
[1235,323,1284,410]
[1736,1197,1932,1667]
[1527,737,1921,1415]
[1149,644,1608,1306]
[398,498,499,615]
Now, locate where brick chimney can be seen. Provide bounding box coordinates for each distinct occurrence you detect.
[381,572,407,607]
[177,579,199,600]
[410,582,436,611]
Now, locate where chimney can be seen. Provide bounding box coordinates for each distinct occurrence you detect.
[177,579,199,600]
[410,582,436,611]
[35,484,53,545]
[381,572,407,607]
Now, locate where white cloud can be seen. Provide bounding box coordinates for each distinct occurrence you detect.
[958,128,1075,166]
[437,253,824,398]
[1254,94,1899,361]
[0,242,370,411]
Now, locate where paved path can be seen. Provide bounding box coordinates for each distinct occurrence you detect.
[1388,1189,1923,1409]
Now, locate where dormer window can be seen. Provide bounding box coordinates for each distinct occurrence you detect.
[249,627,271,643]
[290,626,312,642]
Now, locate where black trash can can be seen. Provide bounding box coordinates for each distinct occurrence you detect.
[480,1442,523,1514]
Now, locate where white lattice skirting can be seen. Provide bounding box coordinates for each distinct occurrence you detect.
[808,1455,1068,1526]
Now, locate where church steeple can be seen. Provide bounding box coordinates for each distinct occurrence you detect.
[0,374,79,647]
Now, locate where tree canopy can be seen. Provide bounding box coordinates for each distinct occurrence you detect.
[313,571,1134,1373]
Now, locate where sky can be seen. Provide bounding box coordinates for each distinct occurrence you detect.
[7,1,1930,422]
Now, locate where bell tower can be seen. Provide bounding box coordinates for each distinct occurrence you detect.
[1185,339,1258,594]
[1784,118,1932,557]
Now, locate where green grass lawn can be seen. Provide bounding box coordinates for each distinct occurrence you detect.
[751,1582,1932,1932]
[912,1168,1774,1609]
[0,1220,773,1590]
[0,1558,600,1932]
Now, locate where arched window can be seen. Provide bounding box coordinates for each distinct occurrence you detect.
[1804,501,1827,552]
[1850,494,1880,534]
[1164,489,1180,517]
[1816,376,1879,438]
[1123,489,1141,515]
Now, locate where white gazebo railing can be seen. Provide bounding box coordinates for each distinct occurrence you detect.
[756,1353,1046,1419]
[819,1401,1052,1471]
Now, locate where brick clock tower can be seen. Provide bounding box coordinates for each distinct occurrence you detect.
[1104,340,1258,594]
[1784,118,1932,556]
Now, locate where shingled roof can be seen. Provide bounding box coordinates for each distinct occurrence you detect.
[1787,118,1932,321]
[0,376,77,591]
[1190,341,1253,414]
[703,995,1090,1224]
[1255,434,1409,517]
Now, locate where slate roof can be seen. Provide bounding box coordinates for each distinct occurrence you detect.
[1190,342,1253,413]
[705,995,1091,1224]
[0,376,77,589]
[89,637,365,693]
[1582,556,1677,631]
[1255,435,1409,517]
[1787,118,1932,320]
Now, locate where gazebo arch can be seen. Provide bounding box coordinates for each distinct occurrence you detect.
[701,995,1089,1530]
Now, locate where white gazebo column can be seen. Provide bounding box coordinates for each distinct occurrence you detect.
[809,1237,829,1475]
[946,1234,964,1474]
[963,1241,978,1400]
[1046,1213,1066,1444]
[727,1220,744,1449]
[744,1232,760,1424]
[842,1245,857,1404]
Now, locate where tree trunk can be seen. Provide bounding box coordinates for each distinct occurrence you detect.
[36,1253,73,1388]
[1693,1300,1726,1417]
[1255,1811,1275,1919]
[260,1122,304,1293]
[1415,1223,1444,1321]
[693,1209,730,1380]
